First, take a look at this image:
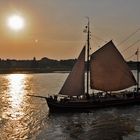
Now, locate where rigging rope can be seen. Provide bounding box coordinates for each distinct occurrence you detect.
[118,28,140,46]
[122,40,140,53]
[127,54,136,60]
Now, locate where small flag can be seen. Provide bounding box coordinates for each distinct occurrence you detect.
[135,49,139,55]
[83,26,88,33]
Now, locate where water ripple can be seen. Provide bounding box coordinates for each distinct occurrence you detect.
[0,73,140,140]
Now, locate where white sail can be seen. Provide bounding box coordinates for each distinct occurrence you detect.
[59,47,85,96]
[90,41,137,91]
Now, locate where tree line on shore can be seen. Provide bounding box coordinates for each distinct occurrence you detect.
[0,57,139,73]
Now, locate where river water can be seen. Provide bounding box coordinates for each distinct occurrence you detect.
[0,73,140,140]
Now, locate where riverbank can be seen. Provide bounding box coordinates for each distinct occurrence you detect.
[0,61,139,74]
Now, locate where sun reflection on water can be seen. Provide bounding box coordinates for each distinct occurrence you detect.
[2,74,27,120]
[8,74,26,107]
[0,74,48,139]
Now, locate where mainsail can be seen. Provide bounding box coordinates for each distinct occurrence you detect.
[90,41,137,91]
[59,47,85,96]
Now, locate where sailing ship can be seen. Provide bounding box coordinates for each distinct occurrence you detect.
[31,20,140,112]
[45,20,140,112]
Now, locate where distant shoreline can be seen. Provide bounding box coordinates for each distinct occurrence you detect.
[0,60,139,74]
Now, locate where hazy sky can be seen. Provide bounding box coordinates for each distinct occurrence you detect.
[0,0,140,60]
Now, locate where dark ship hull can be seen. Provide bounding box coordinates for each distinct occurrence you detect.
[46,93,140,112]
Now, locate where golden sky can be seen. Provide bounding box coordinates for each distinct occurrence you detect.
[0,0,140,60]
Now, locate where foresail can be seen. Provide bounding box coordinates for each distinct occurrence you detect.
[59,47,85,96]
[90,41,137,91]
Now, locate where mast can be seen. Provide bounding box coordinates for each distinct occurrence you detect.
[86,17,90,95]
[137,48,139,92]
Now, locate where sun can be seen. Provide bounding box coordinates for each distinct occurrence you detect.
[7,15,25,31]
